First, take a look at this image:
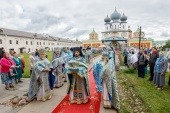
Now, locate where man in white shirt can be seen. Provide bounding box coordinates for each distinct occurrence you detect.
[131,51,138,70]
[29,52,37,76]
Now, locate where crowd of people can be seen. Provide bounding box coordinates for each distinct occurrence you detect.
[0,46,96,91]
[27,46,99,103]
[1,46,102,104]
[123,47,170,90]
[0,45,120,111]
[0,48,25,90]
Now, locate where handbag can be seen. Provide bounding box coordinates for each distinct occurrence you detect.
[22,69,24,73]
[9,68,18,77]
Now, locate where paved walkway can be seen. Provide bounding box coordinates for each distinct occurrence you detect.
[0,56,117,113]
[0,78,29,113]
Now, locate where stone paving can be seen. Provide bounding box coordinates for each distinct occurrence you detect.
[0,78,29,113]
[0,55,117,113]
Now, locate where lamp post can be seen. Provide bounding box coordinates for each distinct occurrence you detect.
[139,26,142,49]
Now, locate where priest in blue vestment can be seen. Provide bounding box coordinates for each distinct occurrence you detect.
[28,48,53,101]
[52,47,65,88]
[64,47,90,104]
[100,51,120,110]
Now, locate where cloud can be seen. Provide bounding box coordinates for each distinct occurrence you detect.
[0,0,169,41]
[146,32,154,35]
[160,32,170,37]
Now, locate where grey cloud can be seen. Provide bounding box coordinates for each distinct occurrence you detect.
[146,32,154,35]
[160,32,170,37]
[0,0,170,41]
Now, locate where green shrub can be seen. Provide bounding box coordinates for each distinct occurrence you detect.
[123,68,135,74]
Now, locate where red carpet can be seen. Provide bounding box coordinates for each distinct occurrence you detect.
[52,68,101,113]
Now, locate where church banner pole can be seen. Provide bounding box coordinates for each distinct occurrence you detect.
[139,26,141,49]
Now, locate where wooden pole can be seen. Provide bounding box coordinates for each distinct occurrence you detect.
[139,26,142,49]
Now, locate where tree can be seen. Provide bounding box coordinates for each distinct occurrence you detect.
[163,40,170,50]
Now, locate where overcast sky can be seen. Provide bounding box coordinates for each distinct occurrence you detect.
[0,0,170,41]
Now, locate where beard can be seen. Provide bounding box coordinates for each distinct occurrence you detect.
[102,61,107,66]
[40,57,45,60]
[75,54,79,57]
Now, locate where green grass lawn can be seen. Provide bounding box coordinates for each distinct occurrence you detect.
[119,69,170,113]
[19,52,53,78]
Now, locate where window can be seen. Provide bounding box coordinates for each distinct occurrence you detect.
[123,25,124,29]
[40,42,41,45]
[49,43,50,45]
[26,41,28,45]
[16,40,18,44]
[107,26,108,30]
[0,39,2,44]
[115,25,116,29]
[37,42,38,45]
[57,43,59,45]
[44,42,45,45]
[9,40,12,44]
[31,41,33,45]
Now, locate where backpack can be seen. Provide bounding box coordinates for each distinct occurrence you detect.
[168,76,170,86]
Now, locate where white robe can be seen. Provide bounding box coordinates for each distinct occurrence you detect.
[102,81,112,108]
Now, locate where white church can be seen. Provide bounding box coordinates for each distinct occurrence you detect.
[0,28,82,53]
[101,8,132,39]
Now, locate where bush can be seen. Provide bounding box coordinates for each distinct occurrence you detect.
[123,68,135,74]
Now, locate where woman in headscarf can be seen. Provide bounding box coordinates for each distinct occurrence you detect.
[0,52,16,90]
[12,52,23,83]
[153,52,168,90]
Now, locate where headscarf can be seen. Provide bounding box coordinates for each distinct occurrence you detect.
[155,52,165,72]
[157,52,164,62]
[73,47,83,57]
